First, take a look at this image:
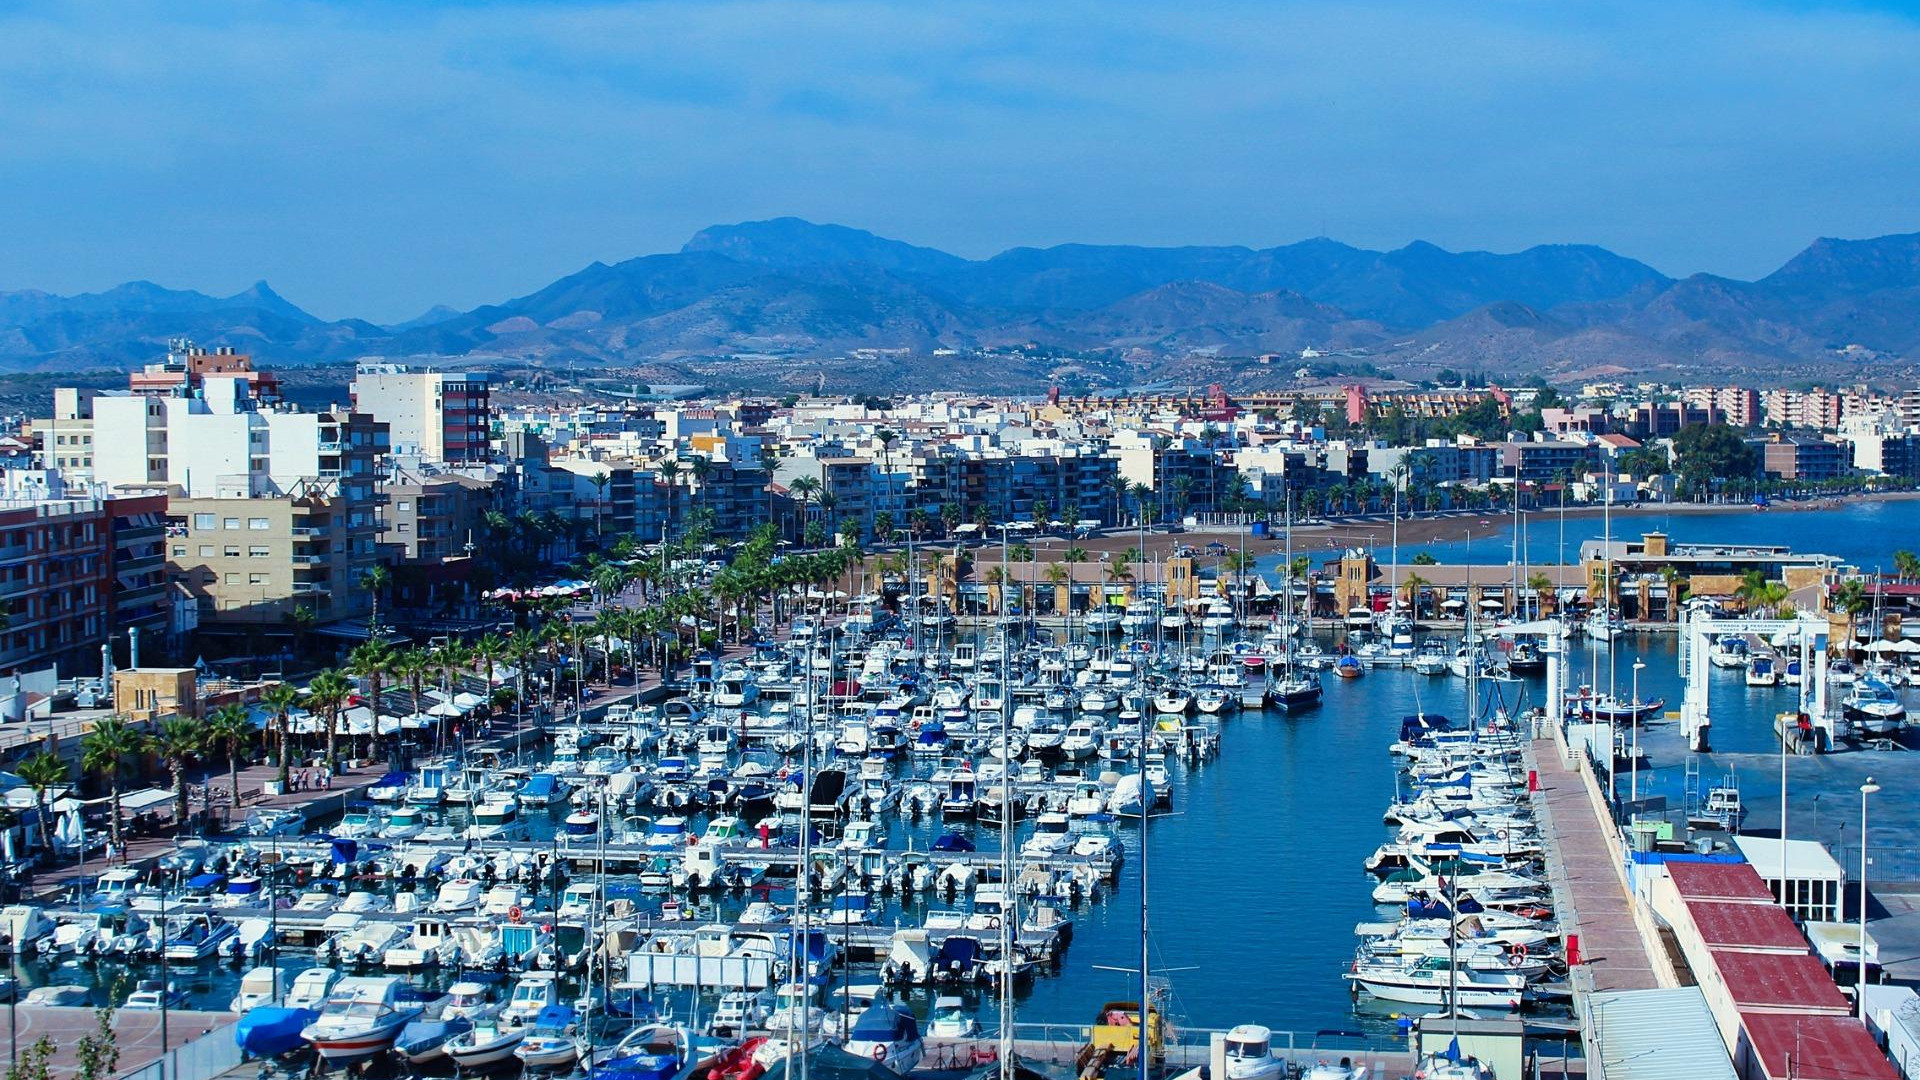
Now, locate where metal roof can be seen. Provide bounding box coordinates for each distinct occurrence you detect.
[1689,901,1809,953]
[1586,987,1737,1080]
[1740,1012,1899,1080]
[1666,860,1776,902]
[1712,950,1851,1012]
[1734,835,1848,883]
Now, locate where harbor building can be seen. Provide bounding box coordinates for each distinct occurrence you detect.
[1582,532,1839,620]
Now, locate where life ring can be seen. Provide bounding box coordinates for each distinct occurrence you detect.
[984,916,1001,930]
[1515,943,1529,957]
[1495,829,1508,840]
[509,906,524,923]
[871,1046,888,1062]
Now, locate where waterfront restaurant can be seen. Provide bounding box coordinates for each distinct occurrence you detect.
[1580,532,1840,622]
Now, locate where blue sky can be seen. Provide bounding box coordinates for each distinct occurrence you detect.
[2,0,1918,322]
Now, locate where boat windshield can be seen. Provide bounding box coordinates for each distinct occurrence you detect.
[1225,1039,1267,1057]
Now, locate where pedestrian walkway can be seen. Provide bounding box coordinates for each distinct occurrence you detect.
[1531,733,1666,992]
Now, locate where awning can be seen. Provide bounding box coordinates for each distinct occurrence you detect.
[120,787,175,812]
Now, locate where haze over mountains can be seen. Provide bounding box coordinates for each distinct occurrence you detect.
[5,219,1920,388]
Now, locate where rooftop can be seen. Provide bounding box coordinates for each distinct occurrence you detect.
[1689,900,1809,953]
[1667,860,1778,903]
[1587,987,1737,1080]
[1734,835,1849,883]
[1739,1011,1899,1080]
[1711,950,1851,1012]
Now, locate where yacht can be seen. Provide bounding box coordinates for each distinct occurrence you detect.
[1745,656,1780,687]
[1708,635,1751,669]
[926,995,978,1038]
[1221,1024,1287,1080]
[1844,677,1907,735]
[842,1001,924,1074]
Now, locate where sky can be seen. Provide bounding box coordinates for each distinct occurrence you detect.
[2,0,1919,323]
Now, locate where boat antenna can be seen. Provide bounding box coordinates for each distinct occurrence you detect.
[1138,674,1152,1080]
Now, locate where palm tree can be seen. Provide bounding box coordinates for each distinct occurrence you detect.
[1527,572,1556,618]
[1061,546,1089,636]
[205,703,254,808]
[362,564,391,633]
[1895,550,1920,583]
[305,668,352,769]
[348,641,393,758]
[16,751,68,854]
[1044,562,1071,620]
[149,716,204,835]
[1835,578,1872,617]
[1401,571,1429,618]
[261,682,301,789]
[789,475,821,544]
[81,716,143,846]
[1110,472,1133,527]
[589,472,612,538]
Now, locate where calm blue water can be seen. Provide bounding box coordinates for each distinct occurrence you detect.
[1401,498,1920,569]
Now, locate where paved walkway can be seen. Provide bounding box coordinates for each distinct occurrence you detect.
[1531,733,1665,992]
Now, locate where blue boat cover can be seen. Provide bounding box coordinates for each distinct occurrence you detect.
[186,872,226,889]
[533,1004,576,1029]
[330,838,358,864]
[932,833,974,852]
[235,1007,316,1057]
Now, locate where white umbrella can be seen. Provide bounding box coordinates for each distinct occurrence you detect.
[1896,639,1920,654]
[1865,639,1900,653]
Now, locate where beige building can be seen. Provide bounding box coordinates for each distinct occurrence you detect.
[168,474,384,627]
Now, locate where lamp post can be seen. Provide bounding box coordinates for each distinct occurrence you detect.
[1630,660,1645,809]
[1860,776,1881,1016]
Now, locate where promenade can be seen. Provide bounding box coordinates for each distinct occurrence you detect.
[1530,730,1668,993]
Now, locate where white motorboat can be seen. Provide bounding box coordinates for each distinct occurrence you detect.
[926,995,978,1038]
[446,1017,529,1070]
[842,1001,924,1074]
[1745,656,1780,687]
[513,1006,583,1070]
[300,976,426,1065]
[230,965,281,1011]
[1707,635,1750,669]
[1222,1024,1287,1080]
[285,967,341,1010]
[1844,677,1906,735]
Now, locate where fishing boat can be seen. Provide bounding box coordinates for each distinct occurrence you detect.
[1221,1024,1287,1080]
[299,976,427,1065]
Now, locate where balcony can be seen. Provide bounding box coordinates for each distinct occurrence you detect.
[291,554,324,567]
[290,527,321,539]
[291,582,331,595]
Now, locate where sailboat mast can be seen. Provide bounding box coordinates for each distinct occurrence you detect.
[999,530,1016,1078]
[1137,684,1151,1080]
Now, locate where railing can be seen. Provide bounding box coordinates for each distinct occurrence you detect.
[115,1020,242,1080]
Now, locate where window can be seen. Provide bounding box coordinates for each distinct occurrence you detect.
[248,517,270,530]
[248,574,269,586]
[193,513,216,530]
[172,546,185,557]
[198,545,214,558]
[223,546,240,558]
[249,546,270,558]
[223,518,240,530]
[397,501,412,511]
[223,573,240,585]
[397,524,410,533]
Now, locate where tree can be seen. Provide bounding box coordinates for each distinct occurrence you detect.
[788,475,821,543]
[80,716,143,846]
[149,715,204,835]
[659,458,684,538]
[362,563,391,633]
[1672,423,1756,493]
[261,681,301,789]
[15,751,68,854]
[1734,569,1789,617]
[1401,571,1428,615]
[348,640,394,758]
[589,472,612,537]
[205,703,254,808]
[306,668,352,769]
[1411,551,1438,566]
[872,510,895,543]
[1895,550,1920,583]
[1834,578,1872,616]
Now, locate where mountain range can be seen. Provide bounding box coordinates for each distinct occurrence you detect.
[6,219,1920,389]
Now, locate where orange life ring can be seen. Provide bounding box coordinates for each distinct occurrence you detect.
[872,1046,888,1062]
[509,906,524,923]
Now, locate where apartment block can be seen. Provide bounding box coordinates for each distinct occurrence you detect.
[1682,386,1761,428]
[378,463,502,562]
[0,473,167,675]
[350,363,492,463]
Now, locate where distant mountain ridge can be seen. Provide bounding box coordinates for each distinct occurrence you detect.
[6,221,1920,387]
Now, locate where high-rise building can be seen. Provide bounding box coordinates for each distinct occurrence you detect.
[350,363,492,463]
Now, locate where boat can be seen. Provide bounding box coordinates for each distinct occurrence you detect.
[1708,635,1750,669]
[504,972,564,1025]
[1745,656,1780,687]
[1579,694,1665,724]
[23,985,89,1006]
[299,976,427,1065]
[926,995,978,1038]
[236,1006,319,1058]
[163,913,239,961]
[1843,677,1907,734]
[1410,1046,1495,1080]
[1269,670,1323,711]
[842,1000,924,1074]
[123,980,189,1011]
[1411,643,1450,677]
[513,1005,583,1070]
[230,965,281,1012]
[1334,655,1365,680]
[1221,1024,1287,1080]
[396,1013,475,1066]
[1505,640,1545,676]
[446,1015,529,1070]
[286,967,342,1010]
[590,1023,686,1080]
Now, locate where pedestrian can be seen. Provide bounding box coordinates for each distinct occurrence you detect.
[322,771,332,790]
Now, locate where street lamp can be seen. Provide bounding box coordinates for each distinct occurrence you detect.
[1630,660,1645,809]
[1860,776,1881,1016]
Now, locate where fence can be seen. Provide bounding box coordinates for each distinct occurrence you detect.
[116,1022,242,1080]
